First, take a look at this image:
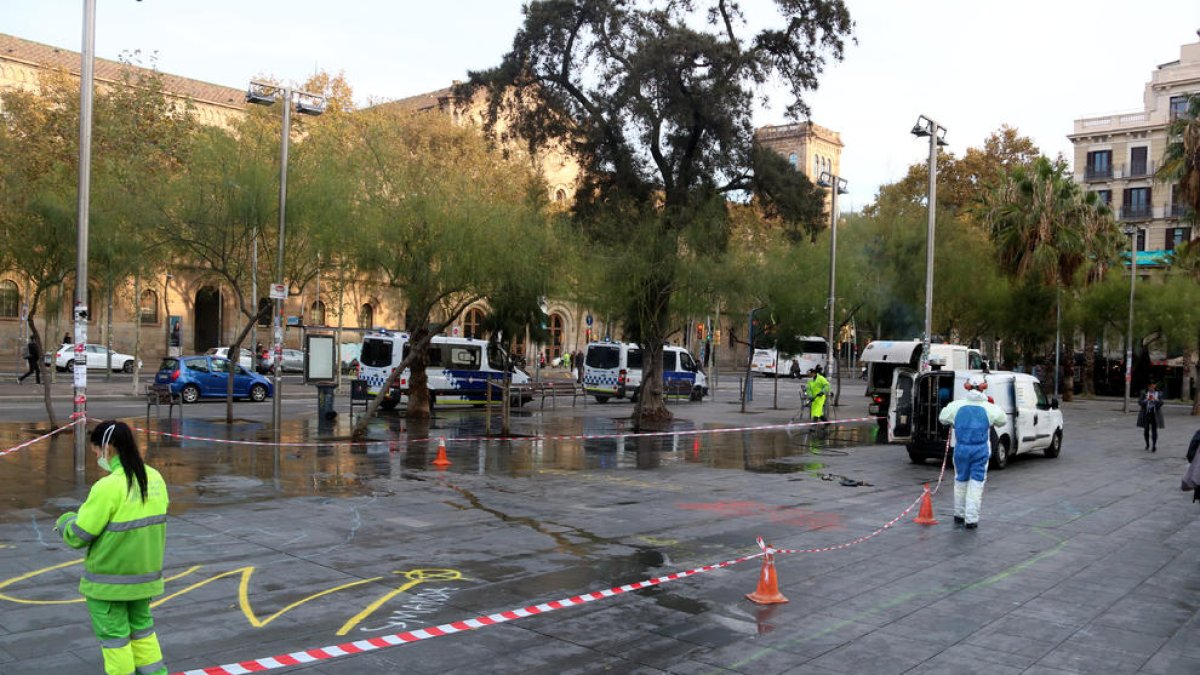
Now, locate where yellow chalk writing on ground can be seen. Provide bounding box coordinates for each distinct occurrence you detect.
[0,560,467,634]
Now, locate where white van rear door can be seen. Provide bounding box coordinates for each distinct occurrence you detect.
[888,368,916,443]
[1013,378,1041,450]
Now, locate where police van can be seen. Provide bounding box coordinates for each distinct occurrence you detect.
[583,341,707,403]
[888,369,1064,469]
[357,330,530,410]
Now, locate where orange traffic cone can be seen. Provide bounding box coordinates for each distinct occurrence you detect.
[746,543,788,605]
[913,483,938,525]
[432,437,452,469]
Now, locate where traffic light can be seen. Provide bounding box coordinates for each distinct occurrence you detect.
[696,322,705,341]
[585,328,592,342]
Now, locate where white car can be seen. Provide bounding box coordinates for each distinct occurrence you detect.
[205,347,254,370]
[53,344,142,373]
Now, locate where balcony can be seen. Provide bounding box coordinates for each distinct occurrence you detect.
[1120,204,1153,221]
[1122,161,1155,179]
[1169,203,1195,219]
[1084,166,1113,182]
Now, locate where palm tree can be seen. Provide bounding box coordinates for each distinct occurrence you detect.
[1157,93,1200,217]
[983,156,1120,396]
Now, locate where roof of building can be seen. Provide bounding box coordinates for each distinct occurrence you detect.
[0,33,246,111]
[384,85,456,113]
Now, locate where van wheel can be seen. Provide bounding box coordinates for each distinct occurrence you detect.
[1044,431,1062,458]
[907,447,925,464]
[990,437,1010,470]
[689,387,703,402]
[594,395,610,403]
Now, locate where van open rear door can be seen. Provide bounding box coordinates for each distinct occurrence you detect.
[888,368,916,443]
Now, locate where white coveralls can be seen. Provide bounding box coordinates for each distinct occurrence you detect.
[938,388,1006,526]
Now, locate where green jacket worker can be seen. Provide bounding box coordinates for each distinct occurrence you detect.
[56,421,169,675]
[806,367,831,422]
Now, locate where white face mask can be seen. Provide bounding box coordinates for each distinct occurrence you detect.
[97,454,112,473]
[97,425,116,473]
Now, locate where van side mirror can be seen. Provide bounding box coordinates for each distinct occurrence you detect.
[1050,398,1059,410]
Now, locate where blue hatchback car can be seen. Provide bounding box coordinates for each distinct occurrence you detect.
[155,355,274,403]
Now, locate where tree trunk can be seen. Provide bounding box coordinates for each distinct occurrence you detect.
[132,275,142,396]
[635,339,669,427]
[351,328,440,439]
[1082,330,1096,397]
[224,305,271,424]
[27,286,57,428]
[405,325,434,419]
[105,286,113,382]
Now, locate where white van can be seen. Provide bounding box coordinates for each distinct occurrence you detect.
[751,337,829,378]
[356,330,530,410]
[583,341,643,402]
[583,341,707,403]
[888,369,1064,469]
[861,341,984,420]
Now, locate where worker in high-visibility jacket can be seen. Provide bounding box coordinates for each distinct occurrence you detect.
[805,366,831,423]
[56,421,169,675]
[938,375,1006,530]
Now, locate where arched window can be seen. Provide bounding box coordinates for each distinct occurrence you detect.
[0,280,19,318]
[139,289,159,325]
[548,313,565,359]
[311,300,326,326]
[462,307,485,339]
[788,153,798,169]
[555,188,567,202]
[358,303,374,329]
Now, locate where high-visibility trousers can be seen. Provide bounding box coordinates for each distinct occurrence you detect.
[86,597,167,675]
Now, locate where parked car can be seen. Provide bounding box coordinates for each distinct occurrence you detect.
[52,344,142,373]
[205,347,254,370]
[154,355,273,403]
[279,348,305,373]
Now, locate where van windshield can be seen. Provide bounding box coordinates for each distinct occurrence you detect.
[586,346,619,369]
[662,352,676,372]
[968,352,984,369]
[870,362,897,389]
[360,339,394,368]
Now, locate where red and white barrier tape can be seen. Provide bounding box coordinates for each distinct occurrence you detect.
[135,416,882,450]
[0,418,85,459]
[172,549,766,675]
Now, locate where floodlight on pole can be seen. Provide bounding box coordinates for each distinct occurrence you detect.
[911,115,946,372]
[817,170,848,386]
[245,80,326,433]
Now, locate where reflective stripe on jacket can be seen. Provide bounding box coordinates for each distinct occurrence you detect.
[57,456,169,600]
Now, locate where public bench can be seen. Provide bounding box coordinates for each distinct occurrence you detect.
[528,379,586,408]
[144,383,182,419]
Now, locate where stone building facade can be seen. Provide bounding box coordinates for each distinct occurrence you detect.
[1068,32,1199,262]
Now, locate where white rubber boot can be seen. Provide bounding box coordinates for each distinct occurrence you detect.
[953,481,967,522]
[965,479,986,527]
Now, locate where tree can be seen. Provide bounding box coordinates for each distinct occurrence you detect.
[462,0,854,422]
[1163,239,1200,414]
[344,107,554,434]
[1157,93,1200,216]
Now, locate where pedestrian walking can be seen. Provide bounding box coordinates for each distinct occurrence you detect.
[17,336,41,384]
[63,331,72,345]
[55,421,169,675]
[938,375,1007,530]
[1137,382,1165,452]
[1183,428,1200,503]
[575,351,584,382]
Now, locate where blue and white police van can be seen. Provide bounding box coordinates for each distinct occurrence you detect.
[356,330,530,410]
[583,340,707,403]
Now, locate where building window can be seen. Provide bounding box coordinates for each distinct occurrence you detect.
[0,280,18,318]
[257,298,272,326]
[1095,189,1112,206]
[1170,94,1192,121]
[1121,187,1151,220]
[1086,150,1112,180]
[139,290,159,325]
[1129,146,1148,177]
[1136,228,1146,252]
[462,307,484,339]
[310,300,326,326]
[1166,227,1192,251]
[358,303,374,329]
[788,153,798,169]
[555,188,566,202]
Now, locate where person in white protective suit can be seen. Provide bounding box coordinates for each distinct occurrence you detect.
[938,375,1006,530]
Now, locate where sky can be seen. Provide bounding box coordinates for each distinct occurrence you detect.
[4,0,1200,210]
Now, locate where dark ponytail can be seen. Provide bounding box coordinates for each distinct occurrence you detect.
[90,421,149,502]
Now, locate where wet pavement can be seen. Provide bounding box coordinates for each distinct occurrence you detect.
[1,386,1199,674]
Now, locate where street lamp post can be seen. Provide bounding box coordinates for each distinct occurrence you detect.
[911,115,947,372]
[817,170,848,401]
[73,0,98,473]
[246,81,325,432]
[1123,224,1139,413]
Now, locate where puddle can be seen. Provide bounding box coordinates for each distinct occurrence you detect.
[0,411,878,519]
